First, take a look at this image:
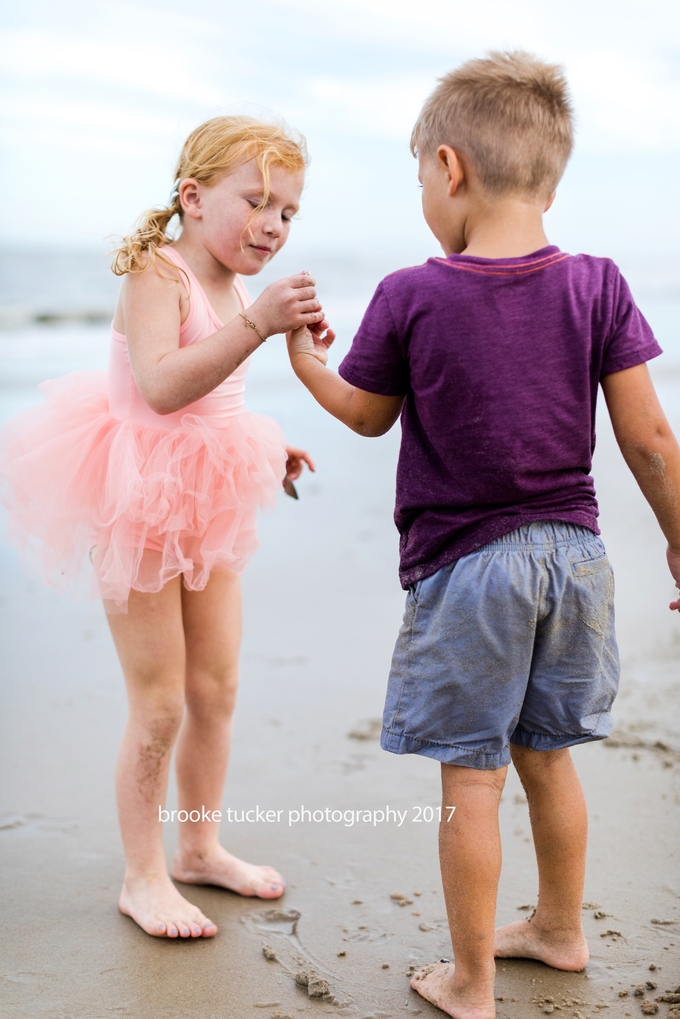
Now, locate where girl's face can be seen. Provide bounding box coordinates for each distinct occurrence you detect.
[180,159,305,275]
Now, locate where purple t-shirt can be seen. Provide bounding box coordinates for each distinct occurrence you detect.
[338,246,662,589]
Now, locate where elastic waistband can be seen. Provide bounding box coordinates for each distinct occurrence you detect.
[481,521,599,552]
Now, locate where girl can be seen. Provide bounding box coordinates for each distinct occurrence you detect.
[0,116,328,939]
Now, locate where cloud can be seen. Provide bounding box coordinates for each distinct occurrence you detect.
[568,48,680,153]
[0,27,222,105]
[266,0,548,51]
[1,96,180,140]
[268,0,679,52]
[304,75,431,140]
[1,0,679,251]
[264,0,680,154]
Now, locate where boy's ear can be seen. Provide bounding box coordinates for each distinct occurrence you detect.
[437,145,464,197]
[179,178,202,219]
[544,192,557,212]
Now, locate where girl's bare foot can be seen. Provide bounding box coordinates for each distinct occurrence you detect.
[410,961,496,1019]
[494,917,589,971]
[119,874,217,938]
[173,845,285,899]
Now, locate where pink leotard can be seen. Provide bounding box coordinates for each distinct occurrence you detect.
[108,247,251,426]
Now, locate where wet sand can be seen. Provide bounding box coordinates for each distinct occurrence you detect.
[1,347,679,1019]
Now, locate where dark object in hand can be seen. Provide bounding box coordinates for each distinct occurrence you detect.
[283,476,298,499]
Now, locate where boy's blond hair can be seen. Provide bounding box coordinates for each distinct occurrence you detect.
[411,50,574,199]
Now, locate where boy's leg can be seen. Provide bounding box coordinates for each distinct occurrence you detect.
[494,746,589,970]
[106,561,216,938]
[171,569,284,898]
[411,763,506,1019]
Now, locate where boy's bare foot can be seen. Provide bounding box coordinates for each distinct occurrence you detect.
[410,961,496,1019]
[494,917,589,971]
[119,874,217,938]
[173,845,285,899]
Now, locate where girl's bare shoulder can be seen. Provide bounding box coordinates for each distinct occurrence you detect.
[114,251,190,332]
[115,250,187,317]
[125,250,187,294]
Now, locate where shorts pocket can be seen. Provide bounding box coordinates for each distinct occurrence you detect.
[571,554,610,576]
[569,540,610,576]
[568,550,615,638]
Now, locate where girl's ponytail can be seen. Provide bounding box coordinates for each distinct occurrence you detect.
[110,116,308,276]
[111,194,181,275]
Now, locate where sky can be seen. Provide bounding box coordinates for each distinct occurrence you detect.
[1,0,680,282]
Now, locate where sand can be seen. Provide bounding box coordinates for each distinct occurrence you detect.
[1,349,679,1019]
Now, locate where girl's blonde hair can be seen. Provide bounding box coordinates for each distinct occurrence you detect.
[112,115,308,275]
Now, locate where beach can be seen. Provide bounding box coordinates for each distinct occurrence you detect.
[0,254,679,1019]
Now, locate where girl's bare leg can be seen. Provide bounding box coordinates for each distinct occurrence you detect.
[106,565,216,938]
[171,570,284,898]
[494,746,589,970]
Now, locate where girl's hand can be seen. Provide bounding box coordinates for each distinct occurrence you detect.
[249,273,325,338]
[287,320,336,366]
[285,445,315,480]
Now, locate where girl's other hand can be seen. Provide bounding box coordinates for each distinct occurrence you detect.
[286,321,336,366]
[249,273,325,338]
[285,445,315,480]
[667,546,680,610]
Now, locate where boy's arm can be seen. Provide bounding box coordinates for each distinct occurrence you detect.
[601,362,680,607]
[287,325,404,438]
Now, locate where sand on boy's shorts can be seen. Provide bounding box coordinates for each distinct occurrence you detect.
[381,521,619,770]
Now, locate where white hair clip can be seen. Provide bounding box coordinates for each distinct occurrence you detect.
[169,178,181,204]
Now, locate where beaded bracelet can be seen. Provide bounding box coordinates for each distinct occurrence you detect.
[239,312,267,343]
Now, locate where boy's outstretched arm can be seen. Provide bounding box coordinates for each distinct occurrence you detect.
[287,325,404,437]
[601,362,680,608]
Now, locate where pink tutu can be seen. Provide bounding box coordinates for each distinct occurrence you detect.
[0,371,287,609]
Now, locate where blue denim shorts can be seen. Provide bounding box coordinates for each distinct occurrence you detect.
[381,521,619,770]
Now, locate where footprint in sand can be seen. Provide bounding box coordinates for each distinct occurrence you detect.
[244,907,345,1007]
[245,906,397,1014]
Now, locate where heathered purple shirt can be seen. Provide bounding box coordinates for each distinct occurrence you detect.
[338,246,662,589]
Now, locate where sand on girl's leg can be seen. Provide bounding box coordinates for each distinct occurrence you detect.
[105,564,217,937]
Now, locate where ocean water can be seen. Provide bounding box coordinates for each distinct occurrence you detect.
[0,247,397,424]
[1,246,680,426]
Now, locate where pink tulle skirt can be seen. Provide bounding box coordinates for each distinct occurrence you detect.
[0,371,287,609]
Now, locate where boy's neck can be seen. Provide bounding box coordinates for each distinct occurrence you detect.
[454,199,551,260]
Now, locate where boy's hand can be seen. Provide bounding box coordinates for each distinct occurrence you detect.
[285,445,315,480]
[667,547,680,611]
[287,321,336,367]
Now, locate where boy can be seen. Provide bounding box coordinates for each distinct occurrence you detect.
[288,51,680,1019]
